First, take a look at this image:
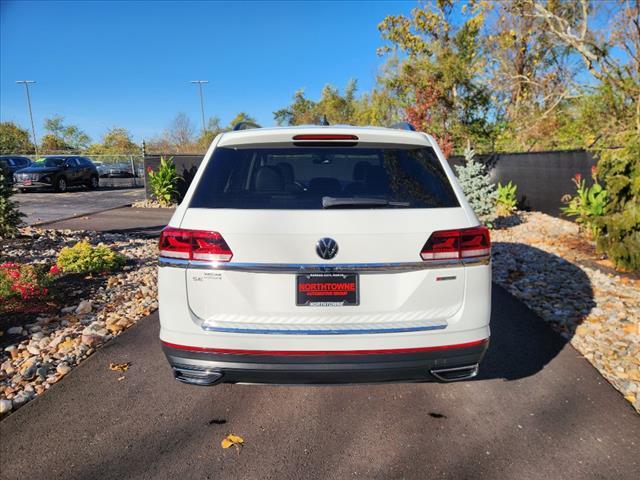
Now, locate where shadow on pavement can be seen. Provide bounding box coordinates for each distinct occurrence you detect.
[478,242,595,382]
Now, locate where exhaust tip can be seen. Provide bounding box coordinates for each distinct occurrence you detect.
[172,366,224,386]
[430,364,479,382]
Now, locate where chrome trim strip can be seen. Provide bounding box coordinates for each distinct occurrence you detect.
[201,324,447,335]
[158,256,489,273]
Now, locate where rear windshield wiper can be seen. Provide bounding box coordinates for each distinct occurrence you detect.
[322,197,411,209]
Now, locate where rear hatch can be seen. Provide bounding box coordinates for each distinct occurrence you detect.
[173,133,478,334]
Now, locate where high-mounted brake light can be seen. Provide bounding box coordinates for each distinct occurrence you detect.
[292,134,359,141]
[420,226,490,261]
[159,227,233,262]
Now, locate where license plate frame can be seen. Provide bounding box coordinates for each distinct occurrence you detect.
[296,273,359,307]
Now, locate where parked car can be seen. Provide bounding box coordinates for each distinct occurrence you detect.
[13,156,99,192]
[106,162,134,178]
[0,156,31,184]
[92,161,110,178]
[158,124,491,386]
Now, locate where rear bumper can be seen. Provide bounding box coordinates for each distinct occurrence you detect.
[161,338,489,385]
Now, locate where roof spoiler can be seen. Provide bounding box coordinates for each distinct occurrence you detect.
[388,122,416,131]
[232,121,262,131]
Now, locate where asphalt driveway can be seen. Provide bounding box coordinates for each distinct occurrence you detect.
[42,206,175,237]
[15,187,145,225]
[1,286,638,480]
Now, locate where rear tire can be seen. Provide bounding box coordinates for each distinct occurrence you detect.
[55,177,67,193]
[87,175,99,190]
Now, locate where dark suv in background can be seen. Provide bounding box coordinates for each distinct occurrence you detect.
[0,156,32,184]
[13,156,99,192]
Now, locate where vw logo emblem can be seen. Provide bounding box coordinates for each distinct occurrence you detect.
[316,237,338,260]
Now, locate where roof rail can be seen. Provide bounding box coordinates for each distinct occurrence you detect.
[232,121,261,131]
[388,122,416,131]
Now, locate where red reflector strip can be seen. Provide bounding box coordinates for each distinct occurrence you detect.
[292,134,359,141]
[161,339,487,356]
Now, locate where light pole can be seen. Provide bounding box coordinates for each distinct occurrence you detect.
[190,80,208,133]
[16,80,38,156]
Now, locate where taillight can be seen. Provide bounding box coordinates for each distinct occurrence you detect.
[159,227,233,262]
[420,226,490,261]
[459,227,491,258]
[158,227,191,259]
[191,231,233,261]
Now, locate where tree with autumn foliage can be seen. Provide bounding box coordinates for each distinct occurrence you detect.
[521,0,640,270]
[485,1,583,151]
[86,127,139,155]
[377,0,494,156]
[0,122,35,154]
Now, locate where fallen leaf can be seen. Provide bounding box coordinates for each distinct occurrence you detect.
[221,434,244,452]
[109,362,131,372]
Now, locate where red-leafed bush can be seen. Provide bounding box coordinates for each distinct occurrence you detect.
[405,84,454,158]
[0,262,59,303]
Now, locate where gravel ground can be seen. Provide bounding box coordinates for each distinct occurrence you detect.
[0,228,157,416]
[492,212,640,413]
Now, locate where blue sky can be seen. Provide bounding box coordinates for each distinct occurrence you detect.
[0,0,417,142]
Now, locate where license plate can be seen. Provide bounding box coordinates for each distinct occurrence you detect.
[296,273,359,306]
[23,179,32,185]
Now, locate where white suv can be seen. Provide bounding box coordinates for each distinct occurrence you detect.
[158,124,491,385]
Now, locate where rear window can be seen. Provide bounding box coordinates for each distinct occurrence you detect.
[189,145,459,209]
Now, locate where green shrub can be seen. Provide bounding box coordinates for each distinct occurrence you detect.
[57,241,126,274]
[561,170,608,238]
[594,132,640,271]
[148,156,178,206]
[454,147,497,227]
[496,181,518,216]
[0,173,24,238]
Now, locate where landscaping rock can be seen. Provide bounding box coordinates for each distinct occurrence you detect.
[75,300,92,315]
[0,399,12,415]
[22,364,37,381]
[12,392,30,409]
[26,344,40,356]
[81,334,101,347]
[4,345,18,360]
